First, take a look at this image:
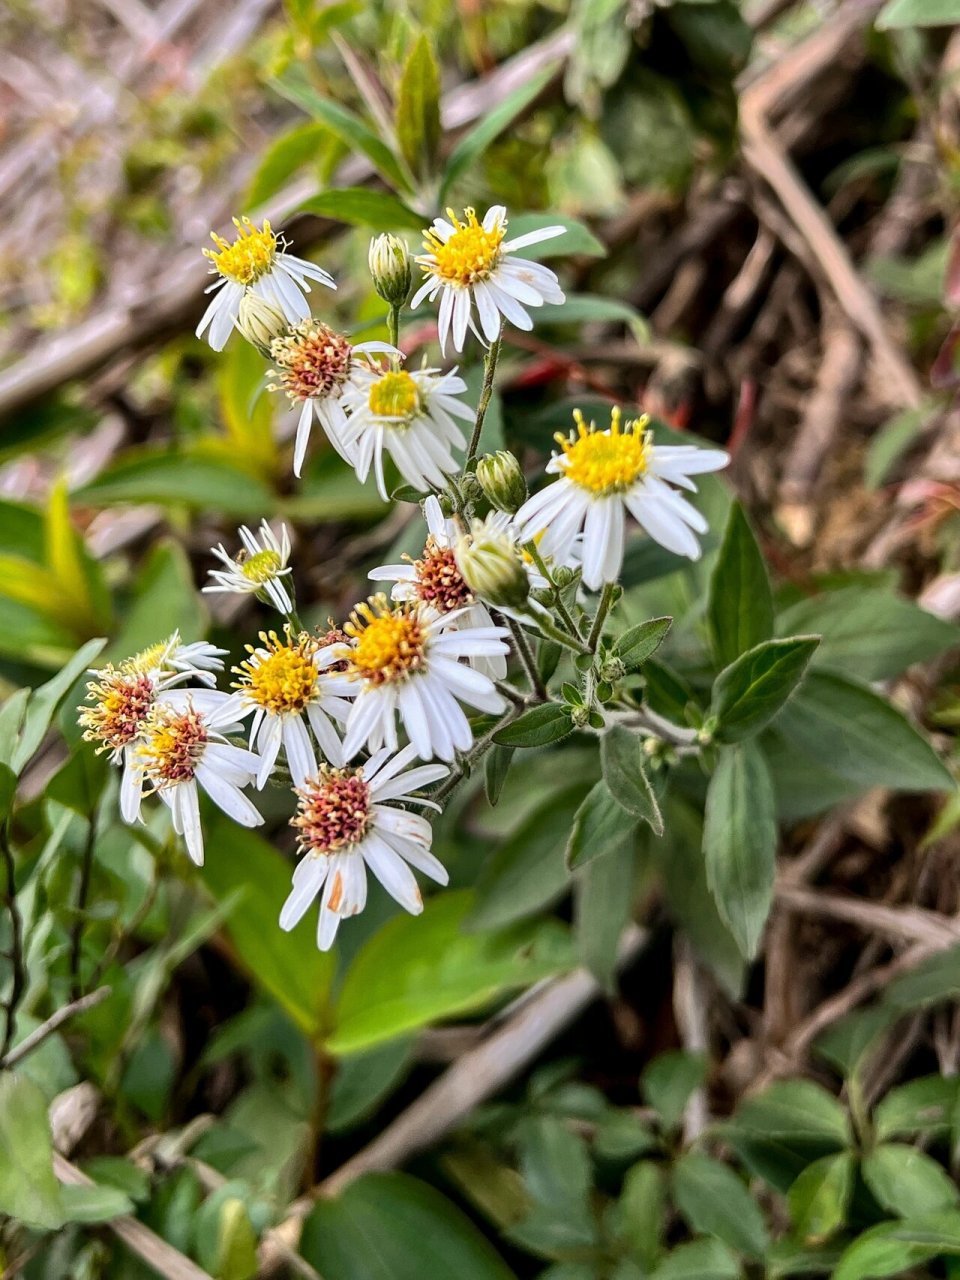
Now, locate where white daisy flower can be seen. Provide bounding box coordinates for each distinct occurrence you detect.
[135,698,263,866]
[79,639,229,823]
[196,216,336,352]
[515,408,729,590]
[338,360,472,499]
[232,629,356,788]
[266,320,398,475]
[280,744,449,951]
[411,206,565,353]
[203,520,295,615]
[338,595,509,763]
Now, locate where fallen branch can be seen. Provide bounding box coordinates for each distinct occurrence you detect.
[1,985,111,1069]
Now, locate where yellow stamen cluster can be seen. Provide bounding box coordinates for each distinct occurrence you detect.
[368,370,421,420]
[342,597,426,685]
[235,631,319,715]
[423,208,505,287]
[240,548,283,585]
[292,766,372,858]
[79,670,156,754]
[137,706,208,786]
[204,217,278,285]
[557,408,651,495]
[120,637,173,676]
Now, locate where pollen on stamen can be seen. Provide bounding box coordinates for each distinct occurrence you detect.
[292,766,372,857]
[239,548,283,585]
[204,217,278,286]
[137,706,208,786]
[79,670,156,755]
[557,407,651,496]
[342,596,426,684]
[234,631,320,715]
[423,207,505,287]
[367,370,421,420]
[269,321,353,404]
[410,538,474,612]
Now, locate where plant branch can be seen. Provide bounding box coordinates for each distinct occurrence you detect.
[0,818,25,1063]
[2,986,111,1070]
[587,582,617,652]
[466,328,503,464]
[505,616,547,700]
[526,542,584,640]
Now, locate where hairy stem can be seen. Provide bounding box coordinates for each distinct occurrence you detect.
[587,582,617,653]
[466,328,503,464]
[526,542,584,641]
[505,616,547,700]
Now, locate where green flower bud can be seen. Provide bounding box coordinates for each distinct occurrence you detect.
[455,517,531,611]
[476,450,528,514]
[368,234,413,307]
[599,657,626,683]
[235,292,288,355]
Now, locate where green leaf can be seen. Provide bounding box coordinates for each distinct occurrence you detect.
[864,405,932,489]
[875,1076,959,1142]
[863,1144,960,1217]
[711,637,819,743]
[776,586,959,682]
[75,449,275,517]
[574,839,635,990]
[728,1080,851,1147]
[441,66,559,198]
[834,1212,960,1280]
[271,68,411,192]
[297,188,423,232]
[327,1039,414,1133]
[616,1161,665,1272]
[533,293,648,341]
[12,636,106,773]
[0,1071,64,1229]
[396,34,441,178]
[613,616,672,670]
[671,1151,769,1259]
[600,725,663,834]
[703,741,777,959]
[328,892,571,1055]
[788,1153,854,1245]
[468,785,588,930]
[776,670,955,792]
[300,1172,517,1279]
[642,1051,706,1132]
[202,818,335,1039]
[59,1182,134,1223]
[883,944,960,1008]
[484,744,514,806]
[708,504,774,668]
[877,0,960,28]
[245,122,330,206]
[650,1240,741,1280]
[107,540,204,667]
[565,780,638,871]
[493,703,573,748]
[506,212,604,260]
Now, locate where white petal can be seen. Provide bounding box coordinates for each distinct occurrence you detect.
[280,857,327,930]
[362,832,423,914]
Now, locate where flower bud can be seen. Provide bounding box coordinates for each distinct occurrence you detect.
[476,450,528,514]
[368,234,413,307]
[234,292,288,355]
[455,518,530,611]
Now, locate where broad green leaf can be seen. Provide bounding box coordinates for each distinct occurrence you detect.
[882,944,960,1008]
[875,1075,959,1142]
[441,66,559,198]
[217,335,277,476]
[877,0,960,28]
[863,1144,960,1216]
[650,1240,741,1280]
[484,744,514,806]
[703,741,777,958]
[600,725,663,834]
[711,637,819,743]
[834,1212,960,1280]
[574,838,635,990]
[75,449,275,517]
[493,703,573,748]
[271,68,411,192]
[613,616,672,670]
[565,780,638,871]
[297,188,423,232]
[468,785,587,931]
[533,293,648,341]
[0,1072,64,1229]
[245,122,330,206]
[329,892,571,1055]
[300,1172,517,1279]
[728,1079,850,1147]
[616,1162,665,1272]
[396,34,441,177]
[776,586,959,682]
[215,1198,258,1280]
[671,1151,769,1258]
[202,818,335,1039]
[708,504,773,668]
[45,478,109,631]
[327,1039,414,1133]
[59,1182,134,1223]
[776,670,954,792]
[505,213,604,260]
[107,540,204,666]
[642,1051,706,1132]
[510,1116,597,1256]
[12,637,106,773]
[788,1153,854,1244]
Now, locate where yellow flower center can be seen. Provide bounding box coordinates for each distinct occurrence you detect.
[138,706,208,785]
[204,217,278,285]
[425,207,505,287]
[557,408,650,495]
[342,597,426,684]
[235,632,319,714]
[368,370,420,420]
[121,637,173,675]
[240,548,283,585]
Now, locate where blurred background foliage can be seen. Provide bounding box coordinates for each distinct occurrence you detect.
[4,0,960,1277]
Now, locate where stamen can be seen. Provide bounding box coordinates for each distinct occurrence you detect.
[411,538,473,612]
[556,408,651,495]
[138,705,208,785]
[342,596,426,684]
[422,207,505,287]
[367,370,421,420]
[240,548,283,585]
[292,765,372,857]
[234,631,319,714]
[269,321,353,403]
[79,670,156,754]
[204,217,278,285]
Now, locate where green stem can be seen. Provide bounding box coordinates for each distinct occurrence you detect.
[587,583,617,653]
[526,542,584,640]
[387,303,401,356]
[527,605,591,656]
[432,702,526,804]
[466,328,503,464]
[505,617,547,700]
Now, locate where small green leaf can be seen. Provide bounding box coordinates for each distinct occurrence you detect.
[711,636,819,743]
[0,1072,64,1229]
[565,780,638,871]
[574,839,635,990]
[650,1239,741,1280]
[708,504,774,668]
[616,1162,665,1272]
[671,1151,769,1259]
[59,1182,134,1223]
[613,616,672,671]
[834,1212,960,1280]
[788,1153,854,1245]
[298,188,423,232]
[642,1051,706,1132]
[327,1040,414,1133]
[493,704,573,748]
[727,1079,850,1147]
[13,636,106,773]
[875,1076,959,1142]
[863,1144,960,1217]
[877,0,960,28]
[703,741,777,959]
[600,725,663,834]
[396,34,441,178]
[484,744,514,806]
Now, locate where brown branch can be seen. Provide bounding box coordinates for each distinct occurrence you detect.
[2,986,111,1070]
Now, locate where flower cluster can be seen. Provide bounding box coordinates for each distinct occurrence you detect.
[81,204,730,951]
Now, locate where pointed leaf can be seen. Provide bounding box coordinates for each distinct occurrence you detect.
[708,504,773,668]
[711,636,819,743]
[600,724,663,834]
[396,34,441,177]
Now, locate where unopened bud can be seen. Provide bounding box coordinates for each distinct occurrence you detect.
[476,450,528,514]
[553,565,577,589]
[234,292,287,355]
[599,657,626,683]
[368,234,413,307]
[570,704,590,729]
[455,518,530,611]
